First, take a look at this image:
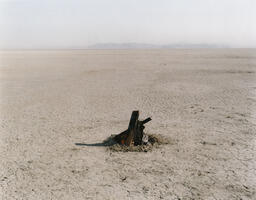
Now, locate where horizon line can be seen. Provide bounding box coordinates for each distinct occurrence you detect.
[1,47,256,51]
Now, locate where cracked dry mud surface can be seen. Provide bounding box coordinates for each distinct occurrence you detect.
[0,49,256,199]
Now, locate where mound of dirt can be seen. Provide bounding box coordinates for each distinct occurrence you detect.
[104,134,170,152]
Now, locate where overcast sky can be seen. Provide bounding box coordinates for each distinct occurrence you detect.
[0,0,255,49]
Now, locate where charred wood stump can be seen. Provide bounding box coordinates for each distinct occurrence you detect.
[114,111,151,146]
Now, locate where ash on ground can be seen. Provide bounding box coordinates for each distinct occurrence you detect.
[104,134,170,152]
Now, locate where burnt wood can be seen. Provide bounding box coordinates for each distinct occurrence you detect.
[114,111,151,146]
[125,111,139,146]
[141,117,152,125]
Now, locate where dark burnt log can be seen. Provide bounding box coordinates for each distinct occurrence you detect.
[133,121,144,146]
[141,117,152,125]
[114,111,151,146]
[125,110,139,146]
[113,129,129,145]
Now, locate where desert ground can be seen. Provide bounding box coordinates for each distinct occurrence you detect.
[0,49,256,200]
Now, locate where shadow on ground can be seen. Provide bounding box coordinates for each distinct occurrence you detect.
[75,135,117,147]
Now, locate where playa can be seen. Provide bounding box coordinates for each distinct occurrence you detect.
[0,49,256,199]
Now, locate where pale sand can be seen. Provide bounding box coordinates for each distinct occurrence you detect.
[0,49,256,199]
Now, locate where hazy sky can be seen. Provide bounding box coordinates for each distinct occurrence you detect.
[0,0,255,49]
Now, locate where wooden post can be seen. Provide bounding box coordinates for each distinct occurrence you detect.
[125,110,139,146]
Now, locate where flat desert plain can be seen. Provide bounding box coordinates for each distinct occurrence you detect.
[0,49,256,200]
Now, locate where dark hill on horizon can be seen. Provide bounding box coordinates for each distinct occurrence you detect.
[87,43,229,49]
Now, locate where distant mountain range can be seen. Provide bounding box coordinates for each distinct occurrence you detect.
[87,43,229,49]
